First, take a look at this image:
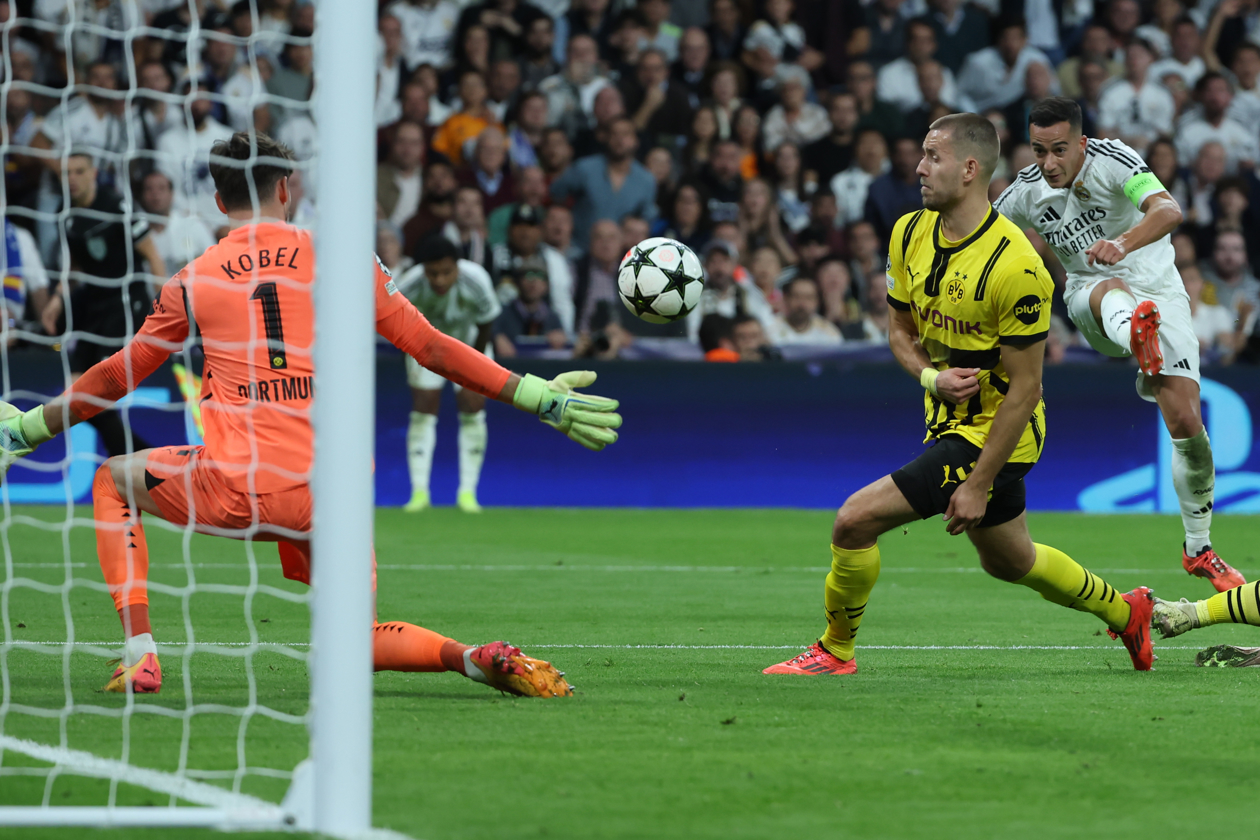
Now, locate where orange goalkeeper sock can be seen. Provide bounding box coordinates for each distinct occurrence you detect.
[372,622,471,673]
[93,465,151,637]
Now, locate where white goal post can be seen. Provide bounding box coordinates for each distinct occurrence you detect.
[0,1,393,836]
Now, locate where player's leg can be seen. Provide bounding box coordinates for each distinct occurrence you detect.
[1070,277,1164,375]
[93,450,167,693]
[404,355,443,512]
[764,473,919,676]
[1152,581,1260,639]
[454,385,487,513]
[1146,301,1244,590]
[968,506,1154,670]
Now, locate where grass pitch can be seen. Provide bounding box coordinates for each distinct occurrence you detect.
[2,507,1259,840]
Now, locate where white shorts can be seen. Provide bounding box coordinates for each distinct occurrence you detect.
[1064,279,1199,403]
[404,346,493,392]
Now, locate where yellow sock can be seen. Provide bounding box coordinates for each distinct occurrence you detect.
[1200,582,1260,626]
[819,544,880,661]
[1015,544,1131,632]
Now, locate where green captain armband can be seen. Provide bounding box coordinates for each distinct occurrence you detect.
[1123,171,1165,209]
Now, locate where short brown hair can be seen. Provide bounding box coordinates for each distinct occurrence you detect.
[209,131,295,212]
[929,112,1000,181]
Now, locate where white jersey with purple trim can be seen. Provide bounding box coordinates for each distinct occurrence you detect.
[993,138,1179,299]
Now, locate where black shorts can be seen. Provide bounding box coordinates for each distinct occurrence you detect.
[891,435,1034,529]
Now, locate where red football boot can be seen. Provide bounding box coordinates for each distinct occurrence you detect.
[1182,545,1246,593]
[763,642,856,675]
[1130,300,1164,376]
[1106,587,1155,671]
[104,652,162,694]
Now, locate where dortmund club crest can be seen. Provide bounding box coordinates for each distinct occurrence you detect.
[946,270,967,304]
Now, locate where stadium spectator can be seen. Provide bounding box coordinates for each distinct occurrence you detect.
[620,48,693,147]
[377,221,412,278]
[431,70,503,167]
[958,19,1052,112]
[379,81,434,161]
[1150,16,1206,88]
[739,178,796,266]
[707,62,746,139]
[446,21,493,94]
[749,246,786,314]
[1104,0,1142,51]
[573,218,624,335]
[794,226,833,277]
[460,126,515,215]
[1003,61,1056,145]
[1183,264,1245,361]
[1097,39,1175,150]
[904,61,960,141]
[572,85,625,158]
[411,66,451,128]
[803,92,859,187]
[493,260,567,356]
[761,67,829,152]
[672,27,712,110]
[155,88,234,233]
[1,218,50,337]
[1147,138,1189,210]
[1075,58,1110,137]
[539,34,611,139]
[444,184,490,267]
[487,165,547,244]
[845,219,883,302]
[1211,179,1258,268]
[698,313,741,361]
[378,121,427,229]
[1176,72,1260,174]
[815,257,857,330]
[138,171,216,274]
[389,0,461,71]
[846,60,905,142]
[1058,25,1123,99]
[732,314,773,361]
[198,18,245,126]
[550,117,657,249]
[770,142,811,234]
[2,78,39,218]
[644,147,677,209]
[706,0,747,63]
[566,0,617,60]
[919,0,991,74]
[861,270,890,342]
[861,0,910,69]
[661,182,712,254]
[135,61,180,153]
[683,106,720,176]
[377,13,407,128]
[877,20,962,114]
[1183,142,1227,236]
[455,0,547,64]
[489,204,575,334]
[689,239,775,342]
[543,204,582,263]
[771,277,843,345]
[620,215,652,256]
[487,59,523,124]
[831,129,890,228]
[732,105,763,180]
[519,15,561,90]
[507,90,549,170]
[639,0,683,61]
[404,156,459,253]
[1200,230,1260,326]
[266,26,314,126]
[742,0,823,97]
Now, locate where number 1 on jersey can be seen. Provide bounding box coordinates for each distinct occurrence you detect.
[250,281,288,370]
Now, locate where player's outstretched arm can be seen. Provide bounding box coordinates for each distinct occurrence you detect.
[1084,191,1183,267]
[943,340,1045,535]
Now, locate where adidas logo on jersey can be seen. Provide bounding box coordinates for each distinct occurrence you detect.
[1172,358,1191,371]
[1038,207,1061,225]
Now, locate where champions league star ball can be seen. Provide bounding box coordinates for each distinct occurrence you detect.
[617,237,705,324]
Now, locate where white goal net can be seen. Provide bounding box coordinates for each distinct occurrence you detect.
[0,1,386,834]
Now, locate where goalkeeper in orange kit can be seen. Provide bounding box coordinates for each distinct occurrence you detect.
[0,132,621,698]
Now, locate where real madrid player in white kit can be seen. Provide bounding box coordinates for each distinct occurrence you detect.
[994,97,1244,592]
[396,235,502,513]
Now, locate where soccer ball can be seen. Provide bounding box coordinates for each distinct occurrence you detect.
[617,237,704,324]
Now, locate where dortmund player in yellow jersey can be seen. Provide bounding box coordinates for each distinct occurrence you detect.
[764,113,1156,676]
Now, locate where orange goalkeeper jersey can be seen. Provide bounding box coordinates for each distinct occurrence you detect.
[67,222,511,493]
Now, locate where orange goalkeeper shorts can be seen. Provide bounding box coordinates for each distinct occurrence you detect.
[144,445,375,590]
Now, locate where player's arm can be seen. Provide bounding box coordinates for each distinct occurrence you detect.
[1084,174,1183,267]
[943,339,1044,535]
[375,263,622,450]
[1,277,189,466]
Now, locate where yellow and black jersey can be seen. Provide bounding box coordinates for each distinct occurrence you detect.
[886,206,1052,463]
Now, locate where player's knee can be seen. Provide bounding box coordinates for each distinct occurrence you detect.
[1165,408,1203,440]
[410,390,440,414]
[832,504,874,549]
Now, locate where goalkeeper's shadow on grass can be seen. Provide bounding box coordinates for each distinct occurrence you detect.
[372,688,553,702]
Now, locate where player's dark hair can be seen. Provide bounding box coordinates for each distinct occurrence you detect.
[209,131,295,212]
[413,235,460,265]
[697,313,734,352]
[929,112,1001,180]
[1028,96,1082,134]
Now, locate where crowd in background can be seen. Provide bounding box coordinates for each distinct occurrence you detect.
[1,0,1258,364]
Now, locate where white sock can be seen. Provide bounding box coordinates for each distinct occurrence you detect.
[1099,288,1138,351]
[123,632,156,667]
[462,647,488,683]
[406,411,437,496]
[457,411,487,496]
[1171,429,1214,555]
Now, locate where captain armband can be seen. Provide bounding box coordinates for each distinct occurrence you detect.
[1123,171,1165,209]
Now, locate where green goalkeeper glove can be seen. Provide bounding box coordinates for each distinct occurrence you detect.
[512,371,622,451]
[0,401,52,474]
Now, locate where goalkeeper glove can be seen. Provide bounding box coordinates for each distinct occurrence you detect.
[0,401,53,474]
[512,371,622,451]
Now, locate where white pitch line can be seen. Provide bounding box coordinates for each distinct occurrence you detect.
[6,641,1208,651]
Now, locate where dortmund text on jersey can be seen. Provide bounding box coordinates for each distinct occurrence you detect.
[886,206,1052,464]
